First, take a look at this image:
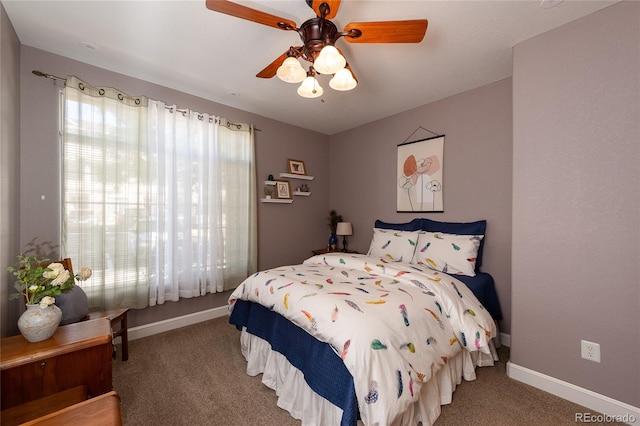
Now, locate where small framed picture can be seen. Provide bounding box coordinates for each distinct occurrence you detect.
[287,159,306,175]
[275,180,291,199]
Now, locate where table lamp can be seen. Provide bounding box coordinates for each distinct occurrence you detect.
[336,222,353,252]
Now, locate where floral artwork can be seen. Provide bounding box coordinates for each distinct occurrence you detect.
[397,135,444,212]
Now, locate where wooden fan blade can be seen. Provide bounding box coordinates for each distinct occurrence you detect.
[344,20,428,43]
[256,48,301,78]
[205,0,297,30]
[311,0,341,19]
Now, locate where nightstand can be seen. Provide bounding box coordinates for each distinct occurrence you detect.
[1,318,113,410]
[312,248,359,255]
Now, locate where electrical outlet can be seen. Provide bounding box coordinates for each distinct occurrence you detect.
[581,340,601,363]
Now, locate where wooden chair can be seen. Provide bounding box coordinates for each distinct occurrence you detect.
[57,258,130,361]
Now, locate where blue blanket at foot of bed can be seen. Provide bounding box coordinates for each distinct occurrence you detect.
[229,299,358,426]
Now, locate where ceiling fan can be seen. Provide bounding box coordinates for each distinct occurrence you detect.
[205,0,428,97]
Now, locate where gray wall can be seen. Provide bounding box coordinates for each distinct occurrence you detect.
[0,3,22,337]
[329,78,513,334]
[512,1,639,407]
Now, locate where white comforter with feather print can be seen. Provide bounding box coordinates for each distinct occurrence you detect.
[228,253,496,425]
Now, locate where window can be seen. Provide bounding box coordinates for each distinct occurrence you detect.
[62,76,256,310]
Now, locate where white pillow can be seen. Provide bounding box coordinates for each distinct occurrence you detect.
[410,232,483,276]
[367,228,421,262]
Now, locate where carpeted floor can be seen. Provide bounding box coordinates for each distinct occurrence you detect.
[112,316,622,425]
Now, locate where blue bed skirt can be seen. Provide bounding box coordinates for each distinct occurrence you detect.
[229,300,359,426]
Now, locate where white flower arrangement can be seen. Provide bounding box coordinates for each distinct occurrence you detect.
[7,253,91,308]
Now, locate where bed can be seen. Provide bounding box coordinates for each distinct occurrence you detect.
[228,218,502,425]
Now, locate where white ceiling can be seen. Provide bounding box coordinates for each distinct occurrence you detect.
[3,0,617,135]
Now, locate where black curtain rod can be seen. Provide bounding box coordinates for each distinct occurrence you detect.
[32,70,66,82]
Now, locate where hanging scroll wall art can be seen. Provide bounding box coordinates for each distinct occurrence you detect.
[397,135,444,212]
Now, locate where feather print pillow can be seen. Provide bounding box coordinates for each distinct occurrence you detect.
[367,228,421,262]
[411,232,483,276]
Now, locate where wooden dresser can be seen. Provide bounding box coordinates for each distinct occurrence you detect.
[1,318,113,410]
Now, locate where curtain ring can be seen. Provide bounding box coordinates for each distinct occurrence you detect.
[198,114,203,121]
[99,88,105,96]
[118,93,124,101]
[135,98,141,105]
[78,83,85,91]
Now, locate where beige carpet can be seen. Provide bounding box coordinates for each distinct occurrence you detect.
[112,316,621,425]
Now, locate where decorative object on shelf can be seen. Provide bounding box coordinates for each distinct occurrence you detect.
[328,210,343,251]
[275,180,292,199]
[287,158,307,175]
[7,252,92,342]
[397,133,445,213]
[268,174,274,181]
[294,181,312,195]
[17,303,62,343]
[336,222,353,252]
[264,185,274,199]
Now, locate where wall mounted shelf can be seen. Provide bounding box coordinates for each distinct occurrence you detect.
[279,173,314,181]
[261,169,314,204]
[260,198,293,204]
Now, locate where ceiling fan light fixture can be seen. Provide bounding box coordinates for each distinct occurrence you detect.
[297,75,324,98]
[276,57,306,83]
[329,68,357,91]
[313,45,346,75]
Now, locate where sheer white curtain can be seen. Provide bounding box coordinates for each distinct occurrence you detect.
[62,76,151,309]
[62,77,257,310]
[146,101,257,305]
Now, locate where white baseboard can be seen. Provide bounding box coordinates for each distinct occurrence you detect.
[128,306,229,341]
[500,332,511,347]
[507,362,640,424]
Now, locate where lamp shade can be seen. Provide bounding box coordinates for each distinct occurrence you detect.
[276,57,306,83]
[329,68,357,91]
[336,222,353,236]
[297,76,324,98]
[313,45,346,75]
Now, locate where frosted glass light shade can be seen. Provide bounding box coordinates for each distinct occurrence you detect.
[313,45,346,75]
[329,68,357,91]
[276,57,306,83]
[297,76,324,98]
